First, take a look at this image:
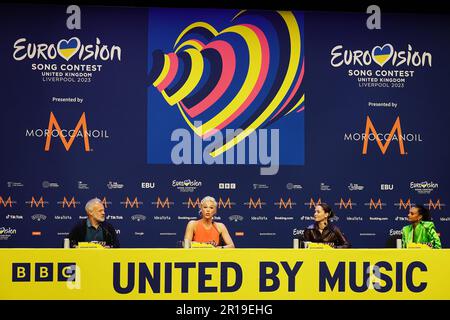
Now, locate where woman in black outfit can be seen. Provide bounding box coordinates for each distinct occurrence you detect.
[302,203,350,248]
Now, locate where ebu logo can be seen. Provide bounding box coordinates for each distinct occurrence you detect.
[12,262,76,282]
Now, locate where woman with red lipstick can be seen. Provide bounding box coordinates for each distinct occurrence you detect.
[301,203,350,248]
[184,196,235,248]
[401,205,441,248]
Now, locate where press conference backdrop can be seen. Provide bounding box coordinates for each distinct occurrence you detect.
[0,4,449,248]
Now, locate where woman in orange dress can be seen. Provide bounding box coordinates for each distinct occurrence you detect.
[184,196,235,248]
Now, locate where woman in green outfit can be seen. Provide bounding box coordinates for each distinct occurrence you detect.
[402,205,442,248]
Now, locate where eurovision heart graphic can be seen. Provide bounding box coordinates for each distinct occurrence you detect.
[149,10,305,157]
[372,44,393,67]
[57,37,81,61]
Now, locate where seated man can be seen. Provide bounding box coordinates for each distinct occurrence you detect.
[68,198,120,248]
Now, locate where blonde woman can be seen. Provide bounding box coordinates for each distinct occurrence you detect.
[184,196,235,248]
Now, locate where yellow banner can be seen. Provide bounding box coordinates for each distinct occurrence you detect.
[1,249,449,300]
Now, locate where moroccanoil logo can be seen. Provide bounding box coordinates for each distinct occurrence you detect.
[336,198,354,210]
[100,197,110,209]
[153,197,173,209]
[344,116,423,155]
[46,112,88,151]
[364,198,387,210]
[275,198,295,209]
[25,112,109,152]
[121,197,142,209]
[363,117,404,154]
[0,196,14,208]
[26,196,48,208]
[57,197,79,208]
[184,198,200,209]
[245,198,266,209]
[395,198,412,210]
[304,198,322,209]
[370,198,383,209]
[218,197,234,209]
[426,199,446,210]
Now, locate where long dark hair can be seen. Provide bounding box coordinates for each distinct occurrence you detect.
[317,203,334,219]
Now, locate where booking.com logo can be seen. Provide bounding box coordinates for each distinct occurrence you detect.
[170,121,280,175]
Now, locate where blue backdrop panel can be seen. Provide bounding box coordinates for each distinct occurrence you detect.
[0,4,448,248]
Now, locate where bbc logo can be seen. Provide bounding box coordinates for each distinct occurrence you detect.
[12,262,76,282]
[219,183,236,190]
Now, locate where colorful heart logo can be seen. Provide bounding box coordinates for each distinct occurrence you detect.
[57,37,81,61]
[372,44,393,67]
[149,11,305,157]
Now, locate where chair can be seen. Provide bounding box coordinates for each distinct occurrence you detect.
[385,234,402,248]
